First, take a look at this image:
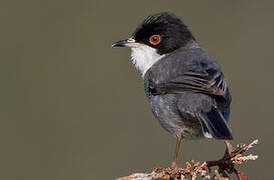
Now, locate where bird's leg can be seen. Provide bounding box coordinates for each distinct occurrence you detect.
[224,140,233,157]
[171,133,182,169]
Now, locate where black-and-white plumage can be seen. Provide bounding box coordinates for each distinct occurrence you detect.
[112,12,233,167]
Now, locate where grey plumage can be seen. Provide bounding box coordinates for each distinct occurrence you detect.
[144,40,232,139]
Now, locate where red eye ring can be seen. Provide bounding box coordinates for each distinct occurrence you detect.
[149,34,161,45]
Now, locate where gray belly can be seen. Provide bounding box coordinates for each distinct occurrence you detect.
[148,93,204,139]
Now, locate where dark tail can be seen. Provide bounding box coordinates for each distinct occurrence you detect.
[200,106,233,140]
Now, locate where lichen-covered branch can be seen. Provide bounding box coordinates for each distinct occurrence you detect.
[116,140,258,180]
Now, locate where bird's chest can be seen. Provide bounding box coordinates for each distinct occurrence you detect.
[144,81,203,138]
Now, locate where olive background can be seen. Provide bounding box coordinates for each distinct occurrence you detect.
[1,0,274,179]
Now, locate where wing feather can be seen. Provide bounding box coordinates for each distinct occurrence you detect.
[149,69,231,104]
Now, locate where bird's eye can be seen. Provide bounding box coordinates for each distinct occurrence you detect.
[149,35,161,45]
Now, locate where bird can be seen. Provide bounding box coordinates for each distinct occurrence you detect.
[112,12,232,168]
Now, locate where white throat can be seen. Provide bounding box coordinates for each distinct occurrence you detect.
[130,44,165,77]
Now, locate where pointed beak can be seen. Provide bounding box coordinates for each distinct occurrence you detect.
[112,38,136,47]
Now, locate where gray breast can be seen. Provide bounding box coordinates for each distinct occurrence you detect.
[144,80,203,139]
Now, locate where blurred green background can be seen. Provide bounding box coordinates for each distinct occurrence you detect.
[1,0,273,179]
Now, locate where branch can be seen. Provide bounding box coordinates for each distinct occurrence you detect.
[116,140,258,180]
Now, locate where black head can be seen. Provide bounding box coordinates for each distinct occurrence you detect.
[132,12,195,55]
[111,13,196,75]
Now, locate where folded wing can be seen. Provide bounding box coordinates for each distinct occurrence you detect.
[149,67,232,139]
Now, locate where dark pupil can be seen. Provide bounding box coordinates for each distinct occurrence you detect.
[152,36,158,42]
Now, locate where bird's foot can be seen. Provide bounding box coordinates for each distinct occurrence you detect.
[171,162,179,170]
[152,165,178,174]
[152,165,166,172]
[152,161,201,179]
[203,140,258,180]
